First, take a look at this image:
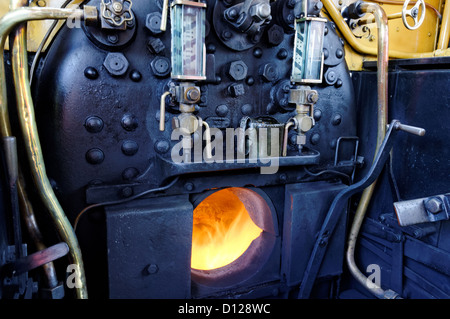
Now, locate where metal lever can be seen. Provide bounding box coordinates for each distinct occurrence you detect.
[393,121,426,136]
[1,242,69,277]
[298,119,425,298]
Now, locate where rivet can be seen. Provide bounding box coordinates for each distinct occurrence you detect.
[85,116,104,133]
[86,148,104,165]
[241,104,253,115]
[332,114,342,126]
[121,114,138,131]
[122,167,139,181]
[121,140,139,156]
[154,139,170,154]
[277,48,288,59]
[313,109,322,121]
[216,104,229,117]
[311,133,321,145]
[84,67,99,80]
[253,47,263,58]
[130,70,142,82]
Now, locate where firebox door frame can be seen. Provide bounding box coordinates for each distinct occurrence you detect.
[190,186,281,296]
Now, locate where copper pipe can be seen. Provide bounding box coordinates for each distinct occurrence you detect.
[1,6,87,299]
[437,0,450,49]
[345,2,401,299]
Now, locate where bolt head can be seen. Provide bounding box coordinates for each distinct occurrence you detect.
[228,60,248,81]
[261,63,279,82]
[103,52,129,77]
[424,197,443,214]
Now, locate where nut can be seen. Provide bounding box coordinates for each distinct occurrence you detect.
[267,24,284,46]
[227,60,248,81]
[146,12,163,35]
[261,63,279,82]
[103,52,129,77]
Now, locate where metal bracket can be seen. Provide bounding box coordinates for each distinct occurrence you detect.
[394,193,450,226]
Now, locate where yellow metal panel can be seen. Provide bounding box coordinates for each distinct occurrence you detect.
[327,0,446,70]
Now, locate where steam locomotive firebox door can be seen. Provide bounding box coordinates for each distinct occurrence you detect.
[190,187,278,292]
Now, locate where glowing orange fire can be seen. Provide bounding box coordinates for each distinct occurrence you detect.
[191,188,263,270]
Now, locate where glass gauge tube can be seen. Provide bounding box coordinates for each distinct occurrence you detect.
[171,0,207,81]
[291,17,327,84]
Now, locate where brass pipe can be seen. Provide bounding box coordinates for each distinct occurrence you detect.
[1,6,87,299]
[322,0,449,58]
[160,91,171,131]
[345,2,401,299]
[437,0,450,49]
[358,11,402,25]
[202,121,212,159]
[8,0,59,290]
[282,120,295,157]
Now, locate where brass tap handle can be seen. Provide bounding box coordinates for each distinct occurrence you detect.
[160,91,171,131]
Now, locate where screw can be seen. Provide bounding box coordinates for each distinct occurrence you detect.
[143,264,159,275]
[121,187,133,198]
[221,30,232,41]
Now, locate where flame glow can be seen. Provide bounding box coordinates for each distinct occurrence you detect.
[191,189,263,270]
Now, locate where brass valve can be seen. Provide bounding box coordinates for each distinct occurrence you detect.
[282,86,318,156]
[159,84,212,159]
